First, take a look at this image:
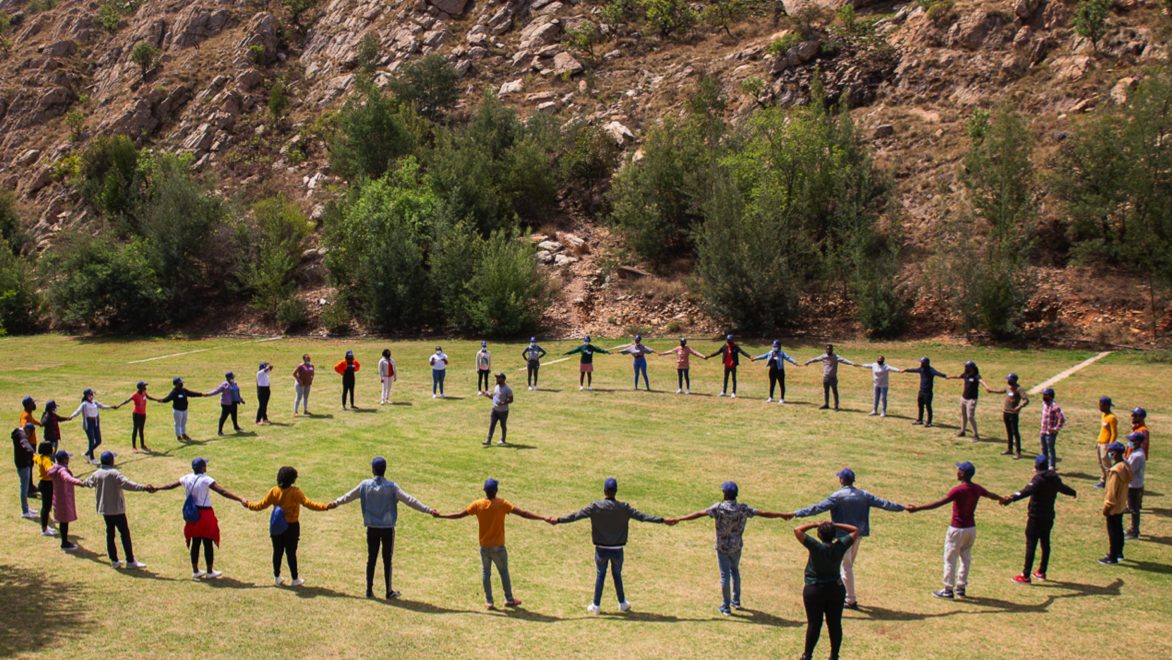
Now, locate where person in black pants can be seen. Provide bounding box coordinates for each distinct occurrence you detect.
[706,335,752,398]
[335,351,360,409]
[207,373,245,436]
[986,373,1029,458]
[794,521,859,660]
[751,340,799,404]
[904,357,947,427]
[1002,455,1076,583]
[255,362,273,425]
[244,466,334,586]
[521,338,547,391]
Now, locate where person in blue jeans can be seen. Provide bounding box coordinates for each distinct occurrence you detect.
[429,347,449,399]
[619,335,656,391]
[666,481,792,614]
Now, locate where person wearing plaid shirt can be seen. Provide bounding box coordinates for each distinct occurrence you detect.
[1039,388,1066,470]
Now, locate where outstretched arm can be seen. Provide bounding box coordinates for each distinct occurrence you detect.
[510,507,548,522]
[433,510,472,520]
[756,510,794,520]
[665,510,708,524]
[907,493,952,513]
[212,483,245,504]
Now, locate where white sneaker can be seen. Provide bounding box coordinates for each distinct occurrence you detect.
[579,386,584,391]
[587,604,600,614]
[275,576,285,586]
[291,578,305,587]
[778,399,785,405]
[432,394,437,399]
[204,570,223,579]
[528,386,533,391]
[718,392,726,397]
[676,388,682,394]
[22,511,38,519]
[685,389,690,395]
[868,411,878,416]
[730,393,736,399]
[41,528,58,537]
[766,397,773,402]
[880,411,886,418]
[619,601,632,612]
[126,561,147,569]
[193,571,206,580]
[112,560,124,568]
[587,386,592,391]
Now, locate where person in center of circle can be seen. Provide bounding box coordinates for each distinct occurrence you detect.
[206,372,245,436]
[293,354,315,416]
[794,520,860,660]
[244,466,336,587]
[429,346,449,399]
[335,351,361,409]
[618,334,656,391]
[484,373,514,447]
[161,377,204,442]
[752,340,799,404]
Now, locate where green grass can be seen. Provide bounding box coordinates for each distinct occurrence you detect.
[0,336,1169,658]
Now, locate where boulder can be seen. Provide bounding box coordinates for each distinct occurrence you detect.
[519,18,561,50]
[40,40,77,58]
[552,51,583,76]
[499,78,524,97]
[1013,0,1042,20]
[427,0,468,16]
[602,120,634,144]
[1111,76,1138,105]
[537,240,562,252]
[873,124,895,139]
[169,7,231,49]
[239,13,280,65]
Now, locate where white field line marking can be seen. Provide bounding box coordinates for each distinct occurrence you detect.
[127,336,283,364]
[513,344,633,371]
[1028,351,1113,395]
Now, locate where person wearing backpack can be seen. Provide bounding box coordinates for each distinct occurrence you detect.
[206,372,246,436]
[154,457,245,580]
[244,466,336,587]
[475,341,492,396]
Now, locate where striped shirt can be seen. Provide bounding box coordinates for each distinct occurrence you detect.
[1040,401,1065,434]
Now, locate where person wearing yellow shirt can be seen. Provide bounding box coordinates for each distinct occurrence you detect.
[33,442,57,536]
[1095,397,1118,488]
[1098,442,1132,565]
[244,466,336,587]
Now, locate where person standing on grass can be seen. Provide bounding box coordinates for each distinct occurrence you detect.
[153,457,246,580]
[161,377,203,442]
[34,442,57,536]
[335,350,361,409]
[522,337,547,391]
[1094,396,1118,488]
[565,336,610,391]
[12,425,37,520]
[1002,454,1077,584]
[552,477,672,614]
[1128,407,1149,458]
[661,337,706,394]
[206,372,245,436]
[904,357,947,427]
[1099,442,1131,565]
[41,400,69,455]
[378,349,397,405]
[804,344,855,411]
[1038,388,1065,470]
[476,341,492,396]
[255,362,274,425]
[618,335,656,391]
[665,481,792,615]
[906,461,1004,600]
[69,388,121,463]
[433,478,549,610]
[244,466,336,587]
[331,456,435,600]
[293,354,315,416]
[47,450,86,551]
[708,335,752,398]
[794,521,859,660]
[429,346,449,399]
[83,450,152,570]
[19,398,41,500]
[752,340,799,404]
[789,468,905,610]
[853,356,902,417]
[985,374,1029,459]
[949,361,987,441]
[484,373,514,447]
[1125,432,1146,540]
[118,382,159,452]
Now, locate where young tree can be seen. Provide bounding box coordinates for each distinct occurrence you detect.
[1074,0,1110,52]
[389,54,460,121]
[130,42,160,79]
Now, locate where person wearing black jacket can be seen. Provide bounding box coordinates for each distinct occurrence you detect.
[904,357,947,427]
[707,335,753,398]
[12,425,37,519]
[1001,455,1077,583]
[552,477,673,613]
[161,377,204,442]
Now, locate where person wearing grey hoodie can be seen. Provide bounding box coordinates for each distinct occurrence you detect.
[83,450,154,569]
[332,457,435,600]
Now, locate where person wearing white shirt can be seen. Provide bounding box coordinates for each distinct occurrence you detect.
[256,362,274,425]
[476,341,492,396]
[154,457,245,580]
[484,373,514,446]
[429,347,449,399]
[69,388,120,463]
[378,349,398,405]
[853,357,902,417]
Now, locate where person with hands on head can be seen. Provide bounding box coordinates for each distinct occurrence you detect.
[1001,454,1076,584]
[661,337,705,394]
[1094,396,1118,488]
[804,344,855,411]
[1038,387,1065,469]
[335,351,361,409]
[618,334,656,391]
[521,337,547,391]
[255,362,274,425]
[161,377,204,442]
[903,357,947,427]
[206,372,245,436]
[665,481,792,615]
[565,336,610,391]
[948,361,987,441]
[708,334,753,399]
[243,466,335,587]
[1124,431,1146,540]
[1099,442,1132,564]
[432,478,548,610]
[853,356,902,417]
[47,449,88,551]
[83,450,152,569]
[378,349,397,405]
[152,457,245,580]
[986,373,1029,459]
[794,521,860,660]
[752,340,799,404]
[906,461,1003,600]
[118,381,160,452]
[429,346,449,399]
[293,354,315,416]
[69,388,120,464]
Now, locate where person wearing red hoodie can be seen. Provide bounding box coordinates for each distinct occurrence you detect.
[335,351,361,409]
[707,335,752,399]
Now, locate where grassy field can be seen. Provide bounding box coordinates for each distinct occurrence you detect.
[0,335,1168,658]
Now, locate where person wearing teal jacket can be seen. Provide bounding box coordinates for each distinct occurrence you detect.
[564,336,610,391]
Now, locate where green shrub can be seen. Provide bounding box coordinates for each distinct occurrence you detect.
[319,295,352,335]
[638,0,697,37]
[329,85,417,182]
[355,33,380,88]
[766,32,801,55]
[0,237,40,334]
[564,21,602,58]
[131,42,159,80]
[268,77,290,125]
[97,1,122,31]
[558,121,619,189]
[44,235,164,331]
[701,0,764,37]
[239,196,312,316]
[275,298,309,331]
[1074,0,1110,51]
[0,11,12,54]
[78,135,141,220]
[389,54,460,122]
[460,230,548,336]
[0,189,29,255]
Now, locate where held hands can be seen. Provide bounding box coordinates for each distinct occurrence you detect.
[544,517,558,525]
[905,505,919,513]
[430,510,441,518]
[241,500,250,508]
[999,496,1012,506]
[781,512,795,521]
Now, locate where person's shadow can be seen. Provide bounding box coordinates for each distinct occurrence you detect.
[494,443,537,450]
[729,608,801,628]
[864,578,1124,621]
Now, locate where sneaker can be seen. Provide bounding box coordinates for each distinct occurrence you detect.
[685,390,690,395]
[1012,574,1030,584]
[366,589,375,598]
[387,590,401,600]
[432,394,437,399]
[126,561,147,569]
[1098,556,1118,565]
[956,431,966,437]
[932,588,954,599]
[275,576,285,586]
[528,386,534,391]
[193,571,206,580]
[291,578,305,587]
[579,386,584,391]
[505,599,522,607]
[1014,454,1023,460]
[41,528,57,537]
[676,389,682,394]
[586,387,592,391]
[972,436,981,442]
[731,601,742,610]
[718,392,726,397]
[21,511,38,520]
[730,393,736,399]
[618,601,632,612]
[587,604,600,614]
[834,406,840,411]
[925,423,934,428]
[778,399,784,405]
[62,543,78,551]
[483,439,491,446]
[1094,482,1105,488]
[956,588,966,598]
[497,441,506,446]
[204,570,223,579]
[112,560,125,568]
[879,411,886,417]
[868,411,878,416]
[1000,450,1014,456]
[719,606,730,616]
[486,603,497,610]
[844,601,859,610]
[912,420,923,425]
[819,405,830,410]
[766,397,773,403]
[1032,570,1046,581]
[1124,532,1139,540]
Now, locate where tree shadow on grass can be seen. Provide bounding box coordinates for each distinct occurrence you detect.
[0,564,91,654]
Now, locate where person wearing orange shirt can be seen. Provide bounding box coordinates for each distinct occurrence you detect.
[244,466,336,586]
[1095,397,1118,488]
[1128,407,1150,459]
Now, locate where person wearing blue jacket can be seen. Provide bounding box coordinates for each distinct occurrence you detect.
[751,340,800,404]
[332,457,435,600]
[789,468,906,609]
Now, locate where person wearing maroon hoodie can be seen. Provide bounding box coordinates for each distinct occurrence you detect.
[707,335,752,399]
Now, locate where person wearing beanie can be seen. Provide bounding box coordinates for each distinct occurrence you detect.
[661,337,706,394]
[40,399,70,455]
[907,461,1004,599]
[255,362,274,425]
[68,388,122,463]
[33,441,57,536]
[433,478,550,609]
[521,337,547,391]
[708,335,752,398]
[1099,442,1132,564]
[1124,432,1146,540]
[378,349,397,405]
[804,344,856,411]
[1038,388,1065,469]
[1127,407,1149,459]
[1001,455,1077,583]
[160,377,205,442]
[293,354,315,416]
[618,335,656,392]
[118,381,161,451]
[484,373,514,446]
[12,425,37,520]
[665,482,791,614]
[206,372,246,436]
[790,468,906,609]
[985,373,1030,459]
[332,457,436,599]
[948,361,987,441]
[793,520,860,660]
[852,356,903,417]
[475,341,493,396]
[244,466,336,587]
[335,351,361,409]
[1095,396,1118,488]
[47,450,88,551]
[83,451,154,569]
[752,340,800,404]
[429,346,449,399]
[153,457,246,579]
[903,357,947,427]
[564,336,610,391]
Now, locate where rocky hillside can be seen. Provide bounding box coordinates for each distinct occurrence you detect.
[0,0,1168,342]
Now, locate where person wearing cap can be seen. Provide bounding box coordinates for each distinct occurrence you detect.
[1001,455,1077,583]
[331,456,436,599]
[47,450,87,551]
[804,344,856,411]
[906,461,1004,599]
[708,335,753,398]
[40,399,69,455]
[244,466,336,587]
[789,468,905,609]
[68,388,121,463]
[484,373,514,446]
[335,351,361,409]
[793,520,860,660]
[19,398,41,500]
[522,337,547,391]
[1124,432,1146,540]
[153,457,246,579]
[985,374,1030,459]
[433,478,549,609]
[1128,407,1149,459]
[948,361,987,441]
[378,349,397,405]
[752,340,800,404]
[206,372,246,436]
[1094,396,1118,488]
[852,356,903,417]
[293,354,315,416]
[660,337,706,394]
[83,451,153,569]
[618,335,656,391]
[34,441,57,536]
[476,341,492,396]
[551,477,672,613]
[565,336,610,391]
[1038,388,1065,470]
[255,362,274,425]
[12,425,37,520]
[118,381,161,451]
[429,346,448,399]
[665,482,791,615]
[1100,442,1132,564]
[903,357,947,427]
[161,377,205,442]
